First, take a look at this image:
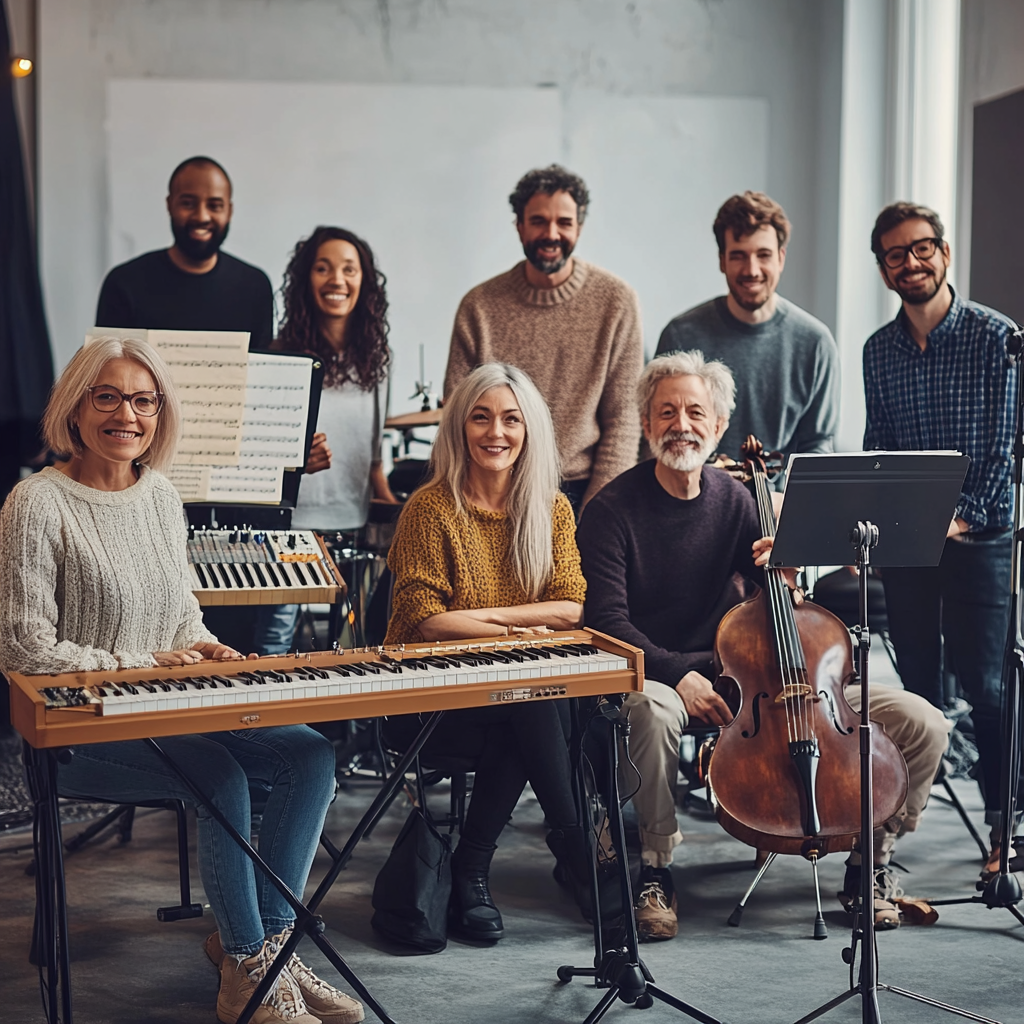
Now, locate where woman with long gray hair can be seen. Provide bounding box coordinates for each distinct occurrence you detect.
[384,363,604,941]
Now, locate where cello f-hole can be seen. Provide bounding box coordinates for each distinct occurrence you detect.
[740,690,770,739]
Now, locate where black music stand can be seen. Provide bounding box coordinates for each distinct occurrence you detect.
[769,452,1001,1024]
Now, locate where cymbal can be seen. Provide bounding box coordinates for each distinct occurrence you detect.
[384,407,443,429]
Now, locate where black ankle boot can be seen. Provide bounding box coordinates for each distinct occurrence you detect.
[450,839,504,940]
[546,825,624,923]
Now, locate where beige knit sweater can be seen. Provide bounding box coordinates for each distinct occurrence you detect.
[0,466,215,675]
[444,259,644,503]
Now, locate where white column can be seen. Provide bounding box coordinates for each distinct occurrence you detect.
[890,0,961,249]
[833,0,961,452]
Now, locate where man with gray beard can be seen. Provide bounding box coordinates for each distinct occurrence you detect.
[577,352,950,940]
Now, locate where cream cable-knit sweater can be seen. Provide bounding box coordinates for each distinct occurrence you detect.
[0,466,215,675]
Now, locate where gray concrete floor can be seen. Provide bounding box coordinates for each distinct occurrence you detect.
[0,751,1022,1024]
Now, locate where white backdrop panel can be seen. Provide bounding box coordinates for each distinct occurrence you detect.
[565,91,768,355]
[107,80,560,407]
[107,81,766,410]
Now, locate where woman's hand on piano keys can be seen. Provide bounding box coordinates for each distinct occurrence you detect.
[152,644,254,666]
[192,642,256,661]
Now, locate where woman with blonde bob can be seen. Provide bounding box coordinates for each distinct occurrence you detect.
[0,337,363,1024]
[384,363,608,942]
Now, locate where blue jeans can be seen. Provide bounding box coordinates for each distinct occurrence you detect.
[882,530,1012,822]
[254,604,300,656]
[57,726,336,955]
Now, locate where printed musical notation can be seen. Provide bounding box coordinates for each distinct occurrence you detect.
[239,355,313,467]
[150,330,249,464]
[166,463,286,504]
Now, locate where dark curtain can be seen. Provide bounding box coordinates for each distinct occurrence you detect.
[0,5,53,504]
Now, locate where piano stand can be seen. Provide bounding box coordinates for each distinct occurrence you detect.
[557,696,729,1024]
[24,710,447,1024]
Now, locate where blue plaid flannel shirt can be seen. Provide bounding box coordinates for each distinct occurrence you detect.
[862,289,1018,532]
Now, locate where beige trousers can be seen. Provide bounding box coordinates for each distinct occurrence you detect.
[623,680,952,868]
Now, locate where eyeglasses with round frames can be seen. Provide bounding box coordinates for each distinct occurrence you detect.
[85,385,164,417]
[879,236,942,269]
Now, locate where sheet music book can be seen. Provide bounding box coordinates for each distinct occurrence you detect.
[86,331,317,505]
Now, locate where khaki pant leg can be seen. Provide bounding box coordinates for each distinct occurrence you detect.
[622,681,689,867]
[847,682,952,834]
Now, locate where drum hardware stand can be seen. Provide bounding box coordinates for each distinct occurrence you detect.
[792,523,996,1024]
[556,696,728,1024]
[24,710,447,1024]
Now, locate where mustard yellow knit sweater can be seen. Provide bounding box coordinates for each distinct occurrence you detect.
[385,483,586,644]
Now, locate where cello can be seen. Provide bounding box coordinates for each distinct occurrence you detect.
[704,436,908,859]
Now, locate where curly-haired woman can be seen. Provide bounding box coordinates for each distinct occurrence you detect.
[256,227,399,654]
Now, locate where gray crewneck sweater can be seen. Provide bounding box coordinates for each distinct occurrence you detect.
[656,296,840,474]
[0,466,215,675]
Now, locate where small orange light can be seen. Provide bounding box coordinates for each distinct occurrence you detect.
[11,57,33,78]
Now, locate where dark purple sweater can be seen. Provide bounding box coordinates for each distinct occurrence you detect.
[577,460,763,686]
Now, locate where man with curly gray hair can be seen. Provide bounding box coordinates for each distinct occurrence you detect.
[578,352,951,940]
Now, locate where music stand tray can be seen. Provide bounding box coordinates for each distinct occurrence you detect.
[771,452,969,568]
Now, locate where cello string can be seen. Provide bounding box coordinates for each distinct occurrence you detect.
[753,466,799,744]
[755,465,811,744]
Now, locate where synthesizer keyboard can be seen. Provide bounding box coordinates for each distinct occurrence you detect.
[186,528,345,606]
[8,630,644,748]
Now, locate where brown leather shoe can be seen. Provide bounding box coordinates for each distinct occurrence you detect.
[216,939,320,1024]
[634,868,678,942]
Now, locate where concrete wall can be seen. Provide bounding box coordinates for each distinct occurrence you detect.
[38,0,844,383]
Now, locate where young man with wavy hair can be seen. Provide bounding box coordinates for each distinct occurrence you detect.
[655,191,839,481]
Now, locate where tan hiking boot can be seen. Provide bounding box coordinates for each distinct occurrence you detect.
[838,862,903,930]
[268,930,365,1024]
[634,867,678,942]
[216,939,321,1024]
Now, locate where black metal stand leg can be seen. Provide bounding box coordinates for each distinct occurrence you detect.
[143,736,402,1024]
[24,744,74,1024]
[556,696,728,1024]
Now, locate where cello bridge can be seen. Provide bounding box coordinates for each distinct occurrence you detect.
[775,683,814,703]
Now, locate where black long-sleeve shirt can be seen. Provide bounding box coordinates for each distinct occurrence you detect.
[96,249,274,350]
[577,460,763,686]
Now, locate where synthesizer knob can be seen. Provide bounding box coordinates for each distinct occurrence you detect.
[241,530,251,543]
[229,530,240,543]
[287,534,297,549]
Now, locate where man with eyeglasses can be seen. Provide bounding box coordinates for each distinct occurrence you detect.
[863,201,1018,878]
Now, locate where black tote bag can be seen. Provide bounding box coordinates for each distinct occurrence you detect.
[371,806,452,953]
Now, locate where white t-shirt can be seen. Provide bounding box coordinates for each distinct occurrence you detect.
[291,376,388,531]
